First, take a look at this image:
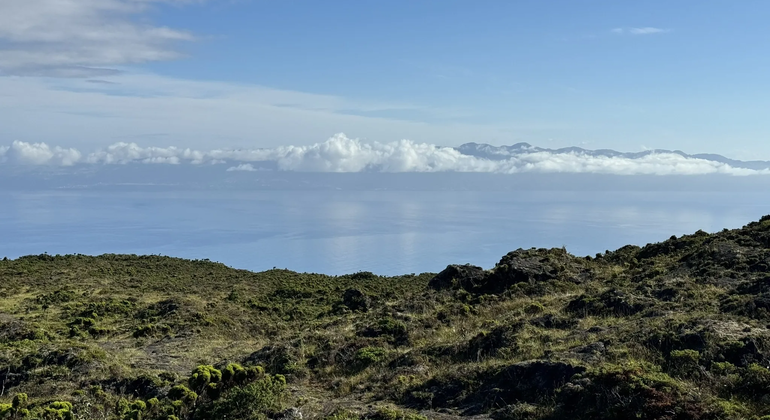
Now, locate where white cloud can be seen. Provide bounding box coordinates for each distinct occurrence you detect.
[227,164,257,172]
[0,0,195,76]
[612,27,671,35]
[629,27,670,35]
[85,142,190,164]
[1,140,81,166]
[2,135,768,176]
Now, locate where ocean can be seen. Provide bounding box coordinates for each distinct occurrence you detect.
[2,189,768,275]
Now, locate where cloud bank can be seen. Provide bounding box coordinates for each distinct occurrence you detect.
[1,134,768,176]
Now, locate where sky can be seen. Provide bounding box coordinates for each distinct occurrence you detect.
[2,0,770,160]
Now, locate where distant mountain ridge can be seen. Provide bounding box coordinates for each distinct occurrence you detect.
[455,142,770,170]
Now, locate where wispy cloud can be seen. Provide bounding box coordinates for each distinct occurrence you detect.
[1,134,767,176]
[0,73,548,150]
[612,27,671,35]
[0,0,197,77]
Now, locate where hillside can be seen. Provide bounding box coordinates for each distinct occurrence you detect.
[3,216,770,419]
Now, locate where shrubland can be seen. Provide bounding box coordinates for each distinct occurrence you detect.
[3,216,770,419]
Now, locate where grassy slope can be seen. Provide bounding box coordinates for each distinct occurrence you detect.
[3,216,770,419]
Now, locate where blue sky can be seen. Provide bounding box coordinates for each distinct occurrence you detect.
[2,0,770,159]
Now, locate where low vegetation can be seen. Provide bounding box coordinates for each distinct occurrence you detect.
[3,216,770,419]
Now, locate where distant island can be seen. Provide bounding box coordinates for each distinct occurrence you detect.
[3,216,770,419]
[456,141,770,171]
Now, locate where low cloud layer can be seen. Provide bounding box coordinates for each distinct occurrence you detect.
[1,134,768,176]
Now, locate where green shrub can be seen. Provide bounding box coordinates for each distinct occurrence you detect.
[669,349,700,377]
[133,324,172,338]
[368,406,427,420]
[735,363,770,398]
[69,317,96,327]
[524,302,545,315]
[223,363,246,383]
[359,318,409,345]
[554,362,687,419]
[324,410,361,420]
[12,394,28,411]
[121,400,147,420]
[203,374,287,420]
[710,398,751,419]
[115,398,130,416]
[44,402,74,420]
[189,365,223,392]
[129,401,146,412]
[354,347,388,368]
[88,385,107,400]
[168,385,198,405]
[491,403,545,420]
[36,290,76,307]
[710,361,737,376]
[88,326,112,337]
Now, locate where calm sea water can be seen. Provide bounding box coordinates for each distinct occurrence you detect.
[1,190,768,275]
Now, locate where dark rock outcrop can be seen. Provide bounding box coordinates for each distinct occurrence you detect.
[342,288,371,312]
[429,248,585,295]
[567,289,654,317]
[429,264,487,291]
[405,361,585,413]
